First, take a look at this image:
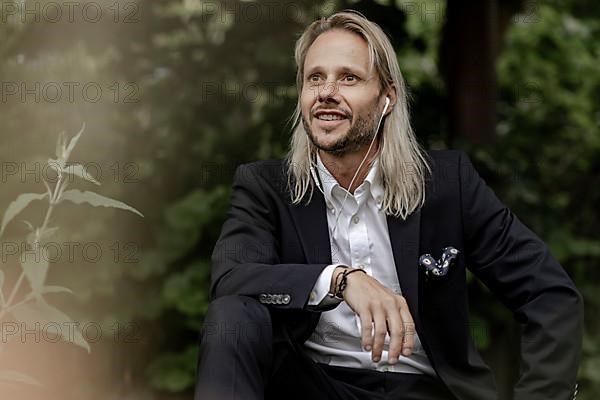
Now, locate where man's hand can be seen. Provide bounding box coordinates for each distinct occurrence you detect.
[331,266,415,364]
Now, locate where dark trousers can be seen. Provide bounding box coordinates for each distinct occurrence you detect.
[195,295,457,400]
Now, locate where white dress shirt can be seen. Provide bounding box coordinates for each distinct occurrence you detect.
[302,152,435,375]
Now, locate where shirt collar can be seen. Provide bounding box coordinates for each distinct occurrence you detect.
[315,151,384,211]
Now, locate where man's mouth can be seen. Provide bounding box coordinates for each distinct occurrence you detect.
[313,110,349,128]
[316,114,346,121]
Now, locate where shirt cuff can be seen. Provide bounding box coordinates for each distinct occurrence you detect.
[307,263,348,307]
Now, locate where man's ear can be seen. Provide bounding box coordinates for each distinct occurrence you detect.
[384,85,397,116]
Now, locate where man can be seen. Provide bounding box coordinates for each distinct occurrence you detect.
[195,10,582,400]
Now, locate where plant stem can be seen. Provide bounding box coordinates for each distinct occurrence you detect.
[1,272,24,319]
[0,288,5,307]
[1,292,33,316]
[0,173,63,318]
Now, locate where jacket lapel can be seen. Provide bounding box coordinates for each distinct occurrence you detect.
[288,189,332,265]
[386,210,422,330]
[287,189,331,341]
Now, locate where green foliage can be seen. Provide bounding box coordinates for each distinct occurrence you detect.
[146,346,199,393]
[465,2,600,396]
[12,298,91,353]
[163,261,211,330]
[160,187,230,265]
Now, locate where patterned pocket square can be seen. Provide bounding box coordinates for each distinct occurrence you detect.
[418,246,460,278]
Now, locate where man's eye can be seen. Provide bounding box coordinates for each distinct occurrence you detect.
[344,74,357,81]
[308,74,321,82]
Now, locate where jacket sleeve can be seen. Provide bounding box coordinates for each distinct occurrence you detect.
[209,163,329,311]
[458,151,583,400]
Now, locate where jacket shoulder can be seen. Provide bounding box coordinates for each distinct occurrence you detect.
[425,149,464,165]
[242,159,285,171]
[239,159,285,180]
[424,149,466,181]
[235,159,288,195]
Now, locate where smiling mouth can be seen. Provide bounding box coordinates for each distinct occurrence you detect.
[313,110,350,130]
[314,117,348,131]
[316,114,346,121]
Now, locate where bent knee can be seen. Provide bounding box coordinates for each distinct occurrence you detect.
[202,295,272,345]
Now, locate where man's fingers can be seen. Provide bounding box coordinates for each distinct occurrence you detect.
[359,310,374,351]
[399,304,415,356]
[401,321,416,356]
[352,291,416,361]
[371,310,387,362]
[386,312,405,363]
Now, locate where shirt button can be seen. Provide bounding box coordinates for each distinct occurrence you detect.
[352,215,360,224]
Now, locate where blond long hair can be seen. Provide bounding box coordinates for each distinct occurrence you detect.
[285,10,430,220]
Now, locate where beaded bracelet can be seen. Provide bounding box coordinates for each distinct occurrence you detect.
[329,267,367,300]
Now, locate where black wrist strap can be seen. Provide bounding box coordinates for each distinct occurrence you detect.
[331,268,367,299]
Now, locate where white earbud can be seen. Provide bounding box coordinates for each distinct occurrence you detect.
[382,96,390,117]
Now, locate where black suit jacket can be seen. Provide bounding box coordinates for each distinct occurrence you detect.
[209,150,583,400]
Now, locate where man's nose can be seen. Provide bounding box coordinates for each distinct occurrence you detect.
[317,80,340,103]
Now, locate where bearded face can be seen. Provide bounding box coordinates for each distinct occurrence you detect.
[302,99,380,156]
[300,29,387,157]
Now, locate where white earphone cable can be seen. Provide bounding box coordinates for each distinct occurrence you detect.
[310,97,390,238]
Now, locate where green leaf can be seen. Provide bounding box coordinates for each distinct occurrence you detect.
[0,370,41,386]
[25,229,39,247]
[40,285,73,295]
[11,300,90,353]
[0,193,48,237]
[64,123,85,163]
[26,227,59,247]
[20,247,49,293]
[63,164,101,186]
[22,220,35,232]
[59,189,143,218]
[55,131,67,159]
[41,226,59,240]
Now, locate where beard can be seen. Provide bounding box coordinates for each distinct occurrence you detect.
[302,105,380,156]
